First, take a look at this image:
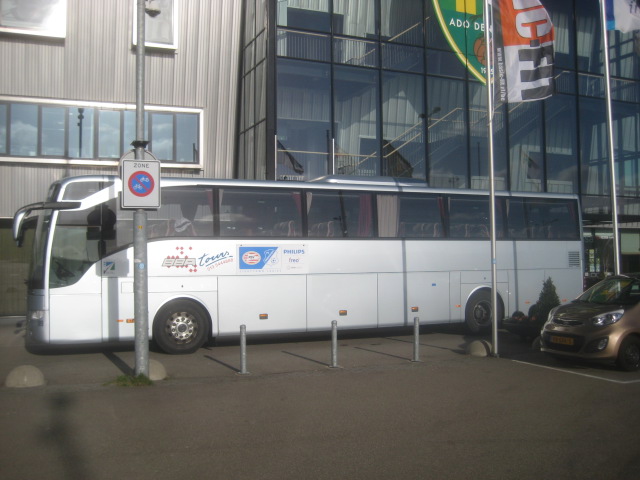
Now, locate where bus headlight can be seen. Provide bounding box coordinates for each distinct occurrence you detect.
[592,310,623,327]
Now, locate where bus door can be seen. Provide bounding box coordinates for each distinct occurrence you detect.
[100,249,135,342]
[89,200,136,343]
[47,208,104,343]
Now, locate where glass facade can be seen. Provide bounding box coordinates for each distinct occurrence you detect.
[239,0,640,275]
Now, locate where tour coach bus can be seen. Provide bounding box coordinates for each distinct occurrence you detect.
[13,175,583,354]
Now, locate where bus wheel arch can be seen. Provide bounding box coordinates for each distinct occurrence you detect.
[152,298,212,354]
[465,288,504,334]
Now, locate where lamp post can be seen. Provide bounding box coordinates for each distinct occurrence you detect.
[133,0,160,377]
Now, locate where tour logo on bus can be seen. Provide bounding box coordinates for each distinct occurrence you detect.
[161,245,234,272]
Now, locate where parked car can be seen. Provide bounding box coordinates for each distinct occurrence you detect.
[540,274,640,371]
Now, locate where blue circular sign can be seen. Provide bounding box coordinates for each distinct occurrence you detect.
[128,171,155,197]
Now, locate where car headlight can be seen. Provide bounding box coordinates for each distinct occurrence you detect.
[591,310,624,327]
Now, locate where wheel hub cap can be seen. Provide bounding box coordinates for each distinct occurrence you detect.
[168,312,196,341]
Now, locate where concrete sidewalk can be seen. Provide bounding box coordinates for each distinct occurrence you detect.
[0,318,481,387]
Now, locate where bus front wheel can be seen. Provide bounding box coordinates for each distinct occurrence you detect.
[153,300,210,354]
[465,290,501,334]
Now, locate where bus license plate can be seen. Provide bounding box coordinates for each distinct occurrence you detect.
[550,335,574,346]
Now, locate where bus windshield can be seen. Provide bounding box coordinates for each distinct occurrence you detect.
[50,198,131,288]
[25,212,50,291]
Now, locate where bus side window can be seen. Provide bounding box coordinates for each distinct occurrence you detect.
[150,187,214,238]
[449,197,490,239]
[397,194,443,238]
[505,198,527,239]
[525,200,575,240]
[307,191,373,238]
[219,188,302,237]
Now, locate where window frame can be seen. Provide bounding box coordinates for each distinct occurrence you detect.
[0,0,67,38]
[0,97,202,169]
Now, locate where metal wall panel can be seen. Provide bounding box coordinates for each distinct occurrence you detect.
[0,0,242,218]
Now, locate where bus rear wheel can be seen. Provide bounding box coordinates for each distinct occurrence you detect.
[153,300,210,354]
[465,290,501,334]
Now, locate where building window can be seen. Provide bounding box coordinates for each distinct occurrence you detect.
[545,95,578,194]
[41,106,66,156]
[382,71,425,179]
[9,103,37,156]
[509,101,543,192]
[0,0,67,38]
[68,107,95,159]
[276,59,331,180]
[176,114,199,163]
[98,110,122,159]
[334,66,379,176]
[427,77,468,188]
[0,104,6,154]
[132,0,178,49]
[150,113,174,161]
[332,0,376,39]
[380,0,423,46]
[277,0,330,32]
[0,100,201,166]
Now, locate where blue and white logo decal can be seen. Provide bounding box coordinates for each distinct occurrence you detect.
[239,247,279,270]
[238,245,308,274]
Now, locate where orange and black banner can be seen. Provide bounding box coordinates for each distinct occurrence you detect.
[492,0,555,103]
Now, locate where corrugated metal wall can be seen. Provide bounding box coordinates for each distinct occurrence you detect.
[0,0,242,218]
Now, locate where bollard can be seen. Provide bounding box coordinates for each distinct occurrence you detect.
[330,320,338,368]
[412,317,421,362]
[239,324,249,375]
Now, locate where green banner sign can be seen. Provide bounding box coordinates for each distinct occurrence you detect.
[432,0,487,83]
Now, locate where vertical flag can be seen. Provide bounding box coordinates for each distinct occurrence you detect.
[492,0,555,103]
[606,0,640,32]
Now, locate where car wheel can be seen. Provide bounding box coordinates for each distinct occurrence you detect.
[153,300,210,354]
[465,290,501,334]
[616,337,640,372]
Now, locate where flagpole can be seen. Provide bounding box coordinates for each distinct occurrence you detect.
[483,0,499,357]
[599,0,621,275]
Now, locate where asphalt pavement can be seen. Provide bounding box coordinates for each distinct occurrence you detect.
[2,317,640,480]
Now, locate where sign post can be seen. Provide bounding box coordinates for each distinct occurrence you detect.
[120,149,160,379]
[123,0,162,378]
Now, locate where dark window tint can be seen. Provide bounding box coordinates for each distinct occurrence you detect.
[449,197,491,239]
[398,194,443,238]
[504,198,528,239]
[219,188,302,237]
[525,199,579,240]
[149,187,214,238]
[307,190,373,238]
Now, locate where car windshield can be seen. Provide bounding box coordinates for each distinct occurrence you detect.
[578,277,640,305]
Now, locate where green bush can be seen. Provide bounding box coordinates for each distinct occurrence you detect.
[528,277,560,323]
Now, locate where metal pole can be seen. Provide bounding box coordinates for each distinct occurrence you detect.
[412,317,421,362]
[239,324,249,375]
[599,0,621,275]
[331,137,335,175]
[483,0,499,358]
[134,0,149,377]
[330,320,338,368]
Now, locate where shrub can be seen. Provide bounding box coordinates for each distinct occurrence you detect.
[528,277,560,323]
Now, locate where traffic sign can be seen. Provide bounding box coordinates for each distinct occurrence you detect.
[120,150,161,209]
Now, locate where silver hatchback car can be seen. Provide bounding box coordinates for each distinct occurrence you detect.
[540,275,640,371]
